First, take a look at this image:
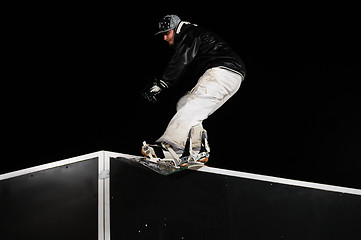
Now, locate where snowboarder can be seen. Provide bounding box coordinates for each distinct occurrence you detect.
[142,14,246,167]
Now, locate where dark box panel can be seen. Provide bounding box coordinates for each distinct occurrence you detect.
[111,157,361,240]
[0,158,99,240]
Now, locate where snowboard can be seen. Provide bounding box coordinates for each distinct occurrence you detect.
[130,157,204,175]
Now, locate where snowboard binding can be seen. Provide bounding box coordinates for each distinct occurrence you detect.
[179,129,210,167]
[141,141,181,168]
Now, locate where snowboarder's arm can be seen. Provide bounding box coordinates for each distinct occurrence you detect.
[161,35,201,87]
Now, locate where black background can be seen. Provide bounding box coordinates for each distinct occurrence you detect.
[3,2,360,189]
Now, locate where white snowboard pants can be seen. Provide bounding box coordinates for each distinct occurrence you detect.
[156,67,244,152]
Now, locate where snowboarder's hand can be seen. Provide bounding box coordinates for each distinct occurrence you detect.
[142,79,168,103]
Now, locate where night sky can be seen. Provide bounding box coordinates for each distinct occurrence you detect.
[3,3,360,189]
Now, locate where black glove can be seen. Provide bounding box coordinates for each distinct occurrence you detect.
[142,79,168,103]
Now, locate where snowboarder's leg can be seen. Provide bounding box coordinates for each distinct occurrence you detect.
[156,67,243,152]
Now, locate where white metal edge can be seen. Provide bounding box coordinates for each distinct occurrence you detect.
[101,151,137,240]
[98,151,105,240]
[110,153,361,196]
[2,150,359,196]
[197,166,361,196]
[103,151,113,240]
[105,151,139,159]
[0,151,104,181]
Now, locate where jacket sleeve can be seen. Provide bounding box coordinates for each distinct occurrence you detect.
[161,35,201,87]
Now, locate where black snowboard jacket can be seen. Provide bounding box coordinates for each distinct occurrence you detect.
[161,21,246,88]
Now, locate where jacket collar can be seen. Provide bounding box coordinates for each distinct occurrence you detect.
[175,21,191,34]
